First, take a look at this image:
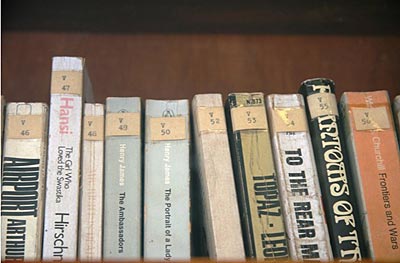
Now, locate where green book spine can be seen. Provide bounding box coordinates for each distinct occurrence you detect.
[226,92,289,260]
[144,99,191,261]
[103,97,142,260]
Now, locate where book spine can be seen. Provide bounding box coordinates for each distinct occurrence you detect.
[266,94,333,261]
[192,93,245,261]
[340,90,400,261]
[79,103,104,261]
[43,57,87,261]
[226,92,289,260]
[144,99,191,261]
[103,97,142,260]
[299,78,366,261]
[1,102,48,261]
[394,95,400,143]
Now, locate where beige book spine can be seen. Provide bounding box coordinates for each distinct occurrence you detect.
[79,103,104,261]
[1,102,48,261]
[192,93,245,261]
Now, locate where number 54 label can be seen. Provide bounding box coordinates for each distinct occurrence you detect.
[149,117,187,141]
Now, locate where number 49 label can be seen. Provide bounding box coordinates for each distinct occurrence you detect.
[150,117,187,141]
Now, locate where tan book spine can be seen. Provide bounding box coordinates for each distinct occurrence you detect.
[340,90,400,261]
[266,94,333,261]
[78,103,104,261]
[1,102,48,261]
[192,93,245,261]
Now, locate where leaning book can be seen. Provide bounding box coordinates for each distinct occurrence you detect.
[192,93,245,261]
[266,94,333,261]
[42,56,92,261]
[299,78,366,261]
[226,92,289,260]
[144,99,191,261]
[1,102,49,261]
[340,90,400,261]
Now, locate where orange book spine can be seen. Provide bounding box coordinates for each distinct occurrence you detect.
[340,90,400,261]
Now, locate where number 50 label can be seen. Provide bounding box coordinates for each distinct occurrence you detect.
[149,117,187,141]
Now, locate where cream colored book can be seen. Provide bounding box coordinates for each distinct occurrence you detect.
[192,93,245,261]
[1,102,48,261]
[266,94,333,261]
[394,95,400,141]
[43,56,92,261]
[78,103,104,261]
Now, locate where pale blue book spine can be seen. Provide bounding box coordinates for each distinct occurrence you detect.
[103,97,142,260]
[144,99,191,261]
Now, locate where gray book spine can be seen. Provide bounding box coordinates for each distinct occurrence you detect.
[103,97,142,260]
[144,99,191,261]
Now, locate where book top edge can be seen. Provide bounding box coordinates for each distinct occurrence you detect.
[192,93,223,107]
[106,97,141,112]
[146,99,189,116]
[266,93,304,108]
[340,90,390,105]
[52,56,84,71]
[6,102,48,115]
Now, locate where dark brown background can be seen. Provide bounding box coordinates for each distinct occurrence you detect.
[2,1,400,102]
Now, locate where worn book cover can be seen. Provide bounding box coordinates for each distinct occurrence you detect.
[1,102,48,261]
[192,93,245,261]
[226,92,289,260]
[79,103,104,261]
[299,78,366,261]
[266,94,333,261]
[43,56,91,261]
[103,97,142,260]
[340,90,400,261]
[144,99,191,261]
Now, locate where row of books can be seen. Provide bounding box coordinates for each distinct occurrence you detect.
[1,56,400,262]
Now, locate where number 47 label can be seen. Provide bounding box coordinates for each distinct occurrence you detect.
[150,117,187,141]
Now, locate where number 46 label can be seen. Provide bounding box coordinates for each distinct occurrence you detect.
[150,117,187,141]
[7,115,43,139]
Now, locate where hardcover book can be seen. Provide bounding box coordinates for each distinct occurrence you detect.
[266,94,333,261]
[103,97,142,260]
[42,56,92,261]
[299,78,366,261]
[79,103,104,261]
[1,102,48,261]
[192,93,245,261]
[226,92,289,260]
[340,90,400,261]
[143,99,191,261]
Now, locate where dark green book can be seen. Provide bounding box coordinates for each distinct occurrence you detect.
[299,78,367,261]
[226,92,289,260]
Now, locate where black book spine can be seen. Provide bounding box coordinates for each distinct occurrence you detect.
[299,78,367,261]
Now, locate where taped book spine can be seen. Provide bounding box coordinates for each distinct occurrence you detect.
[192,93,245,261]
[43,56,88,261]
[226,92,289,260]
[79,103,104,261]
[340,91,400,261]
[299,78,366,261]
[1,103,48,261]
[144,99,191,261]
[266,94,333,262]
[103,97,142,260]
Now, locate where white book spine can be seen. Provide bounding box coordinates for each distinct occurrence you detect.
[192,94,245,261]
[79,103,104,261]
[43,57,87,261]
[266,94,333,262]
[1,102,48,261]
